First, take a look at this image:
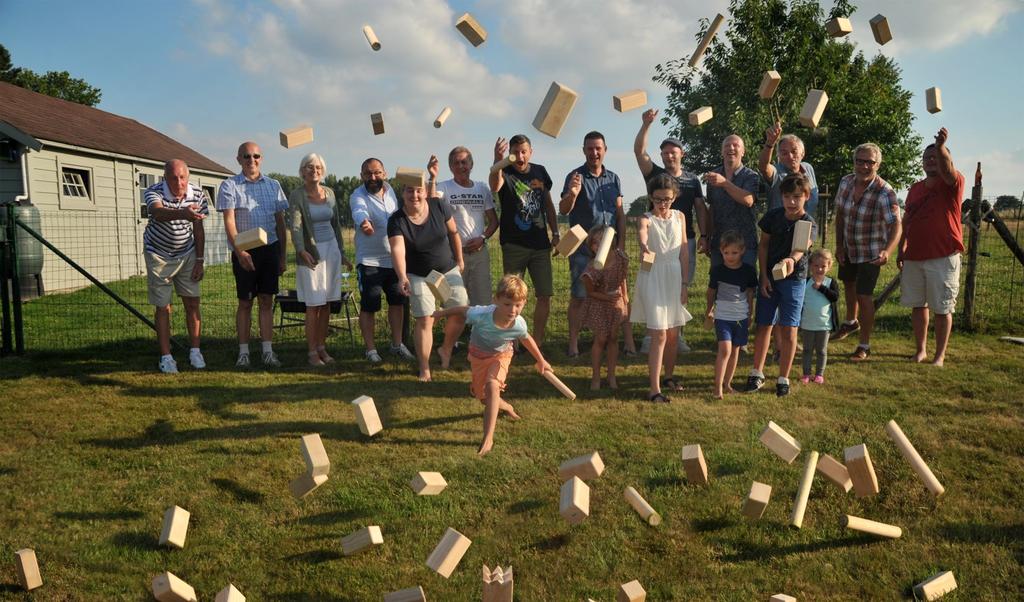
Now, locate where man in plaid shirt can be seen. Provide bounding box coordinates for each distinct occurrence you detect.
[833,143,902,361]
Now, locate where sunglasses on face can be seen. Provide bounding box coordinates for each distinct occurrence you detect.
[241,154,262,160]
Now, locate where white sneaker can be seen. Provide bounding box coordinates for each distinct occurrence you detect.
[189,349,206,369]
[365,349,383,364]
[236,353,251,368]
[390,343,415,361]
[158,356,179,374]
[262,351,282,368]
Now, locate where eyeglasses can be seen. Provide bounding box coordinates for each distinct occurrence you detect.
[855,158,877,166]
[363,171,385,178]
[651,195,674,203]
[241,154,262,160]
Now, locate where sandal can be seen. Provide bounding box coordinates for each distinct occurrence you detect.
[661,377,683,392]
[648,392,671,403]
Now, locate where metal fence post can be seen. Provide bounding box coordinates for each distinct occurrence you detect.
[1,204,12,355]
[962,163,982,331]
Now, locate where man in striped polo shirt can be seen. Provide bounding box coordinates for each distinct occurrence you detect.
[143,159,208,373]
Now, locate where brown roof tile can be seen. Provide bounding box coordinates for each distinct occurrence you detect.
[0,81,233,175]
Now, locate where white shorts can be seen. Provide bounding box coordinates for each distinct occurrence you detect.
[900,253,960,314]
[408,267,468,318]
[296,238,342,307]
[146,250,199,307]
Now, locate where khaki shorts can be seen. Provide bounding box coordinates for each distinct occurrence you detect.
[462,245,494,306]
[900,253,960,314]
[146,250,199,307]
[408,267,469,318]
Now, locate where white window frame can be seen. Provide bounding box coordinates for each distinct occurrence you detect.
[58,163,96,211]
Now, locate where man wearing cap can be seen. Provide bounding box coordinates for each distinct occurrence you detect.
[634,109,707,352]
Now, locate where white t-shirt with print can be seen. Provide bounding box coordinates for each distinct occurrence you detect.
[434,178,494,242]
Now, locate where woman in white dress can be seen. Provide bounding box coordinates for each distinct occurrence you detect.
[631,173,691,401]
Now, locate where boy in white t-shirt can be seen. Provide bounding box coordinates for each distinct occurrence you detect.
[433,275,551,456]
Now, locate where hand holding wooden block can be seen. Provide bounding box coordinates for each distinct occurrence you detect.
[885,419,944,495]
[869,14,892,45]
[844,443,880,498]
[560,476,590,525]
[743,481,772,519]
[543,370,576,400]
[426,270,452,304]
[384,586,426,602]
[557,451,605,481]
[799,90,829,128]
[370,112,385,135]
[425,527,472,578]
[363,25,381,51]
[772,260,793,281]
[455,12,487,46]
[15,548,42,591]
[688,13,725,68]
[825,17,853,37]
[552,224,588,257]
[841,514,902,538]
[624,486,661,526]
[640,251,655,272]
[279,126,313,149]
[490,155,514,175]
[681,444,709,485]
[617,579,647,602]
[759,420,801,463]
[152,571,198,602]
[215,584,246,602]
[159,505,191,549]
[613,89,647,112]
[434,106,452,128]
[533,81,579,138]
[914,570,957,601]
[352,395,383,437]
[234,227,268,252]
[411,471,448,495]
[926,87,942,114]
[689,106,713,126]
[301,433,330,477]
[341,525,384,556]
[816,453,853,492]
[759,70,782,99]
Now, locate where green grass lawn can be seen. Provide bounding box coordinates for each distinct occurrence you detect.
[1,325,1022,600]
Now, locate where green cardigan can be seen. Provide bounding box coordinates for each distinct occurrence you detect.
[287,185,345,264]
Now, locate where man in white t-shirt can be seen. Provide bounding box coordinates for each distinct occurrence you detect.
[428,146,499,306]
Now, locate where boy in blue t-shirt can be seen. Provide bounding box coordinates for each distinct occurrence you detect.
[744,173,817,397]
[705,230,758,399]
[433,274,551,456]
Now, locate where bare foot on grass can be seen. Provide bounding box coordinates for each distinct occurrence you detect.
[590,378,601,391]
[910,351,927,363]
[713,388,724,400]
[499,399,521,420]
[931,356,945,367]
[477,439,493,456]
[418,369,432,382]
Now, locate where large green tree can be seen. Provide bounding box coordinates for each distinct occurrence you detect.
[654,0,922,193]
[0,43,102,106]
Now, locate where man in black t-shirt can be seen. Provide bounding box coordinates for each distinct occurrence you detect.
[489,134,560,346]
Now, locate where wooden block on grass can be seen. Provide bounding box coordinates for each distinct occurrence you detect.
[279,126,313,149]
[799,90,829,128]
[533,81,579,138]
[341,525,384,556]
[759,70,782,99]
[301,433,330,477]
[425,527,471,578]
[759,420,801,464]
[681,444,708,485]
[215,584,246,602]
[816,453,853,492]
[743,481,772,519]
[159,505,191,549]
[844,443,879,498]
[363,25,381,51]
[560,476,590,525]
[370,112,385,135]
[640,251,655,272]
[770,595,796,602]
[557,451,605,481]
[411,471,448,495]
[617,579,646,602]
[613,89,647,112]
[433,106,452,128]
[384,586,426,602]
[914,570,957,601]
[426,270,451,304]
[396,167,426,190]
[289,472,329,499]
[791,220,812,252]
[15,548,42,591]
[688,13,725,68]
[624,486,661,526]
[869,14,892,45]
[455,12,487,47]
[926,87,942,114]
[352,395,383,437]
[482,565,514,602]
[552,224,588,257]
[688,106,713,126]
[885,419,944,496]
[152,571,198,602]
[790,451,819,529]
[234,227,268,252]
[825,17,853,37]
[841,514,902,538]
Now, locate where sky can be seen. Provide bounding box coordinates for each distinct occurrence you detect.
[2,0,1022,207]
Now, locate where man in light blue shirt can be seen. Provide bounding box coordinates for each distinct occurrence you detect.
[758,123,819,218]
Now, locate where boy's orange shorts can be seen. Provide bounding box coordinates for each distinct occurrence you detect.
[469,344,513,401]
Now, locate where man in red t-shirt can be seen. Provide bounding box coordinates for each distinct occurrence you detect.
[897,128,964,366]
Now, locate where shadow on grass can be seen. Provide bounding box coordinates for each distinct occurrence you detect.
[713,457,749,478]
[940,522,1024,561]
[0,583,22,594]
[0,467,16,476]
[83,419,365,449]
[54,510,145,521]
[532,533,570,551]
[211,478,265,504]
[388,413,479,430]
[719,534,881,562]
[296,509,367,526]
[282,549,344,564]
[275,591,356,602]
[110,530,160,551]
[692,515,735,532]
[507,499,545,514]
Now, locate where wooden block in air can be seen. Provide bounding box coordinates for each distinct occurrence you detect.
[841,514,901,538]
[15,548,42,591]
[743,481,772,519]
[914,570,957,601]
[869,14,892,45]
[279,126,313,149]
[613,89,647,112]
[844,443,879,498]
[790,451,819,529]
[557,451,605,481]
[617,579,646,602]
[688,106,713,126]
[926,87,942,114]
[791,220,812,252]
[759,70,782,99]
[425,527,472,578]
[681,444,709,485]
[234,227,268,252]
[816,453,853,492]
[482,565,514,602]
[455,12,487,47]
[426,269,452,304]
[640,251,655,272]
[395,167,426,190]
[489,155,514,175]
[383,586,426,602]
[799,89,829,128]
[363,25,381,51]
[560,476,590,525]
[552,224,588,257]
[152,571,198,602]
[688,13,725,68]
[772,260,792,281]
[352,395,383,437]
[434,106,452,128]
[301,433,330,477]
[624,486,661,526]
[370,112,385,135]
[885,419,944,496]
[289,472,328,499]
[159,505,190,549]
[341,525,384,556]
[825,17,853,37]
[592,225,615,270]
[770,595,796,602]
[533,81,579,138]
[759,420,801,464]
[411,471,447,495]
[215,584,246,602]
